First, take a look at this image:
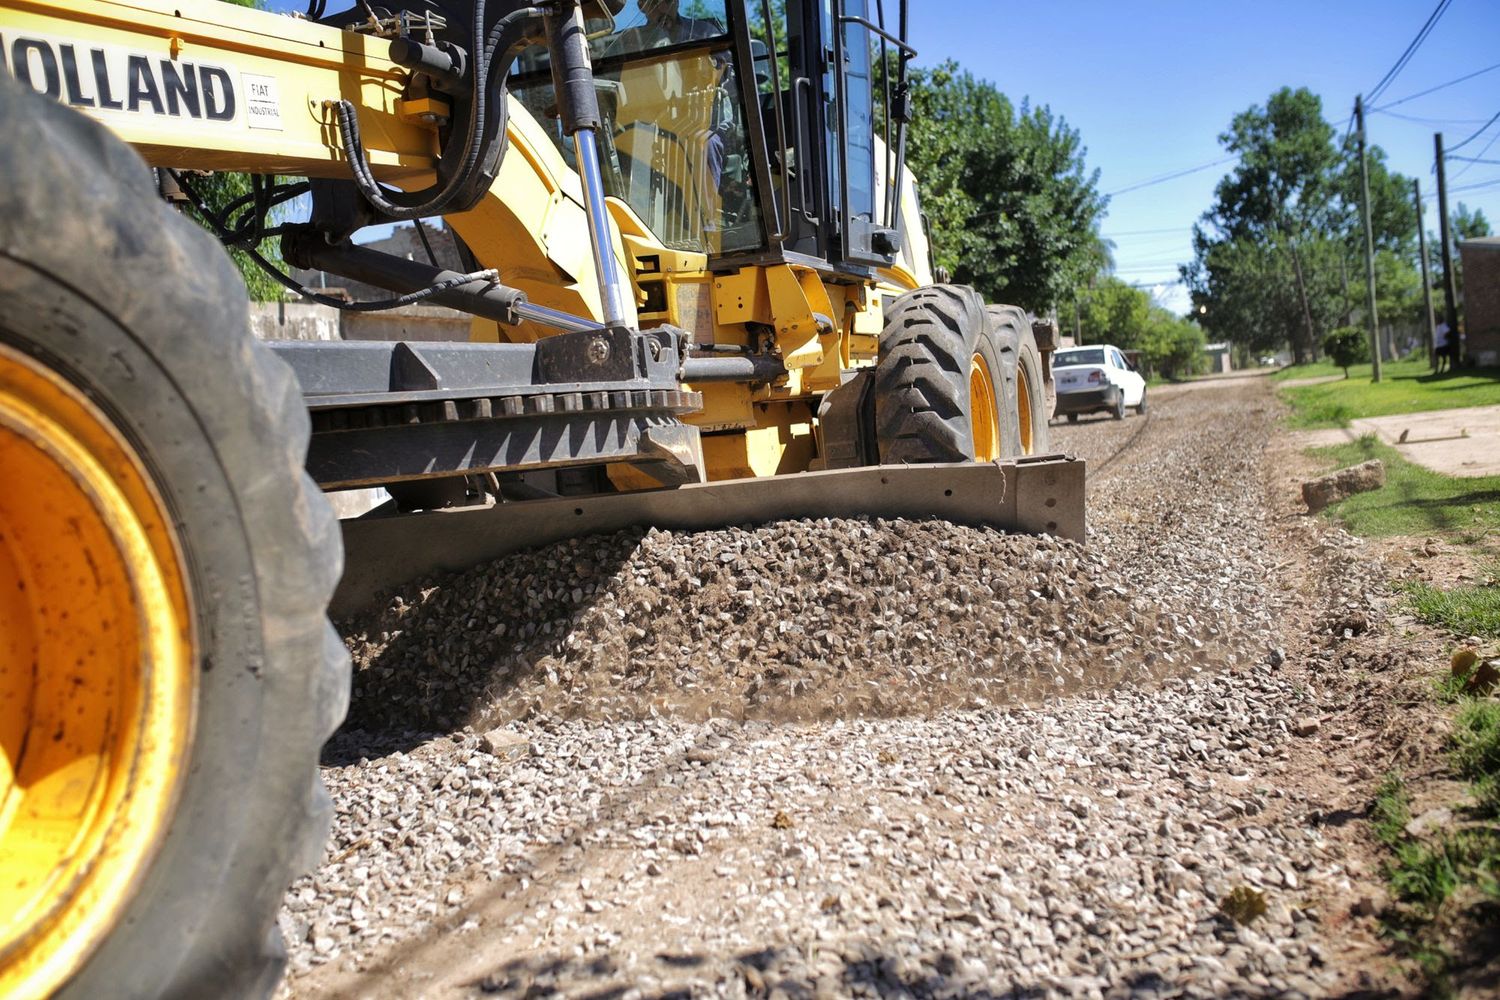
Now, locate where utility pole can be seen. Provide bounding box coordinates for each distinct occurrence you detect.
[1434,132,1459,340]
[1074,292,1082,345]
[1355,95,1382,382]
[1414,178,1437,367]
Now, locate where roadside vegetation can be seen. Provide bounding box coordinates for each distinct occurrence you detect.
[1306,436,1500,544]
[1278,357,1500,428]
[1309,423,1498,992]
[1405,565,1500,639]
[1371,669,1500,997]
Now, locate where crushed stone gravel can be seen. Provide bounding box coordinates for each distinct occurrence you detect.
[279,377,1385,999]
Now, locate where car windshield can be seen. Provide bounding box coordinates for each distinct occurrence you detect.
[1054,349,1106,367]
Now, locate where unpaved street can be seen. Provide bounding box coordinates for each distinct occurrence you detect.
[279,374,1413,999]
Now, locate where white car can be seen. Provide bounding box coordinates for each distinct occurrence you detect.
[1052,345,1147,422]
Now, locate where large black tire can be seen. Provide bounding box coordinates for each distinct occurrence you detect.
[873,284,1010,463]
[0,77,347,999]
[1112,390,1127,420]
[985,305,1050,456]
[1136,390,1149,416]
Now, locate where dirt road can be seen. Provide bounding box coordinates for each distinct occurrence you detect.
[279,373,1427,999]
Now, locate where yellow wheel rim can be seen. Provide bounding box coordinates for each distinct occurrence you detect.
[968,352,1000,462]
[0,343,194,1000]
[1016,360,1035,456]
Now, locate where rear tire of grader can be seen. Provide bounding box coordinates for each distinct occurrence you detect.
[984,304,1050,456]
[873,285,1042,464]
[0,77,347,1000]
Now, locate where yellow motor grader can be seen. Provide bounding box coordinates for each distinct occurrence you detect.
[0,0,1080,996]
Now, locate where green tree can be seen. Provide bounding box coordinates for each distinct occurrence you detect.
[1184,87,1420,364]
[1322,325,1370,378]
[1141,311,1207,380]
[1453,202,1491,241]
[1076,277,1150,349]
[182,0,286,301]
[903,61,1107,312]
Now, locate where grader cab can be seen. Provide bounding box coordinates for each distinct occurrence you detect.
[0,1,1081,996]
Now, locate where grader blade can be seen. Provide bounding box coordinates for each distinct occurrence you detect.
[331,455,1084,618]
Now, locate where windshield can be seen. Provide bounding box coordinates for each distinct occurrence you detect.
[510,1,765,257]
[1054,348,1106,368]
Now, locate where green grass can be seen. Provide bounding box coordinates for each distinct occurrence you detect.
[1306,436,1500,544]
[1371,680,1500,994]
[1452,700,1500,814]
[1405,578,1500,639]
[1275,356,1500,429]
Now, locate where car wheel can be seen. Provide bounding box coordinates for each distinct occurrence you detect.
[1136,390,1148,416]
[1112,391,1126,420]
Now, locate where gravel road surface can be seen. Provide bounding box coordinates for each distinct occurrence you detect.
[279,373,1395,999]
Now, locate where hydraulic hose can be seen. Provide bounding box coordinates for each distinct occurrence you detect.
[334,3,543,221]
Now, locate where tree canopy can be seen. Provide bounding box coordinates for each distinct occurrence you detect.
[1073,276,1206,379]
[903,61,1108,313]
[1182,87,1423,363]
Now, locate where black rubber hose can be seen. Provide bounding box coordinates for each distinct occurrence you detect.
[334,4,542,221]
[172,170,496,312]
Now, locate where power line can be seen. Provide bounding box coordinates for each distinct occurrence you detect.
[1105,156,1236,197]
[1452,130,1500,180]
[1365,0,1453,106]
[1447,110,1500,153]
[1100,226,1190,237]
[1371,108,1493,126]
[1373,61,1500,111]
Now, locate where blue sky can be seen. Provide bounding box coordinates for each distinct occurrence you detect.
[268,1,1498,315]
[912,0,1500,313]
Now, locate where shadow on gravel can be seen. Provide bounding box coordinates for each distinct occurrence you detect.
[462,943,1356,999]
[330,531,641,759]
[328,518,1133,761]
[463,946,1068,1000]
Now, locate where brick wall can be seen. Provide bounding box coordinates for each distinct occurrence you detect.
[1459,239,1500,368]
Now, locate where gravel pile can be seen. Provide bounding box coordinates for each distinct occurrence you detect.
[280,378,1376,998]
[343,520,1170,730]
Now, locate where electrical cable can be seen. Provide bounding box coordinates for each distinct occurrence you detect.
[1373,61,1500,111]
[1365,0,1452,107]
[1445,110,1500,153]
[1104,156,1236,198]
[414,218,440,266]
[170,170,498,312]
[1371,108,1493,126]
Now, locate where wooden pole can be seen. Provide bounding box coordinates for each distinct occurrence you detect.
[1414,178,1437,367]
[1355,96,1382,382]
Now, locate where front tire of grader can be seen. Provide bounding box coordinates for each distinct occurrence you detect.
[873,284,1015,464]
[0,77,348,1000]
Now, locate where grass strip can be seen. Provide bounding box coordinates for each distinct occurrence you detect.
[1306,436,1500,545]
[1372,685,1500,995]
[1276,357,1500,429]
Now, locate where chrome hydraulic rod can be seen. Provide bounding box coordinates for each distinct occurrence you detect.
[546,1,631,330]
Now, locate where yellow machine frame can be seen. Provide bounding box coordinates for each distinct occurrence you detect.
[0,0,925,483]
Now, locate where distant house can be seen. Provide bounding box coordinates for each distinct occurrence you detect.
[1459,236,1500,368]
[1203,342,1232,374]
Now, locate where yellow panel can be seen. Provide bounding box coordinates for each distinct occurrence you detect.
[686,383,754,432]
[0,0,438,178]
[451,103,638,341]
[701,409,817,481]
[712,268,769,326]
